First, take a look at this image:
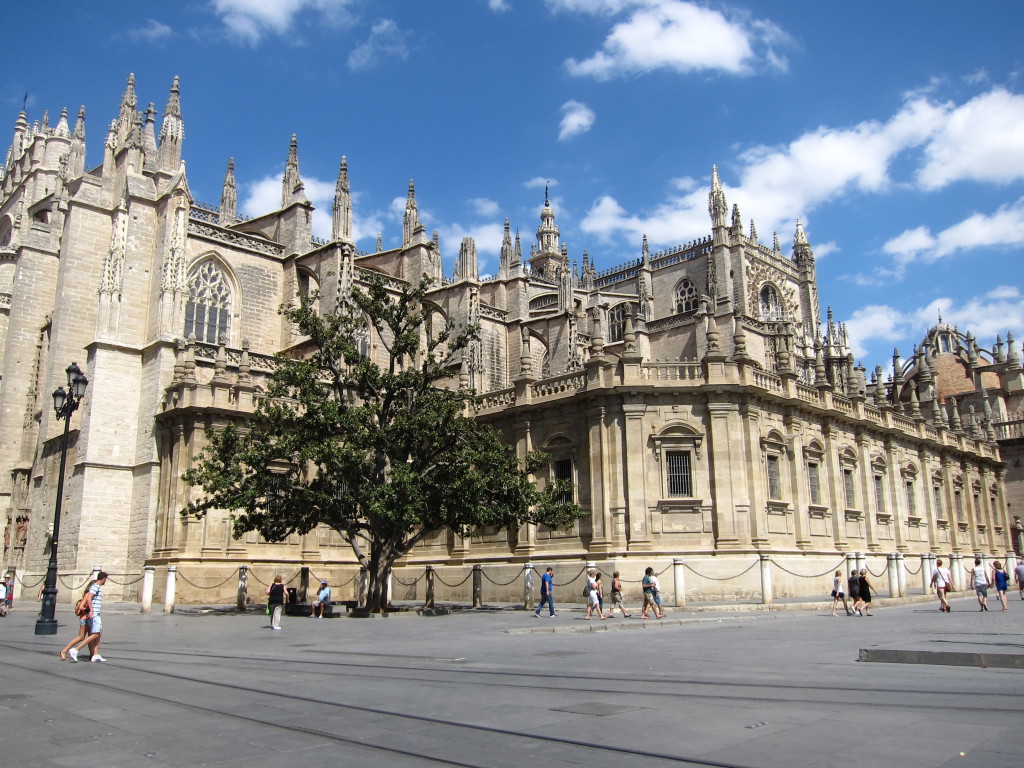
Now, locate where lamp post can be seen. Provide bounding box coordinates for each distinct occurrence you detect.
[34,362,88,635]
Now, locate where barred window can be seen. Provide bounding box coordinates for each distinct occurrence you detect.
[905,481,916,517]
[185,260,231,344]
[807,462,821,505]
[974,493,983,525]
[553,458,573,504]
[843,469,856,508]
[766,454,781,500]
[933,486,944,520]
[608,303,629,343]
[874,475,886,513]
[666,451,692,497]
[955,490,964,522]
[759,284,783,321]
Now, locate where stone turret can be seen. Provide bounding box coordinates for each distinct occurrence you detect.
[156,76,183,174]
[331,156,352,242]
[402,180,420,246]
[220,158,237,225]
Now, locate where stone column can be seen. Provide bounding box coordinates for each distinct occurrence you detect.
[586,405,610,552]
[164,565,177,614]
[708,401,741,548]
[522,563,534,610]
[673,557,686,609]
[140,565,155,614]
[886,554,899,598]
[922,553,934,593]
[236,565,248,612]
[950,553,964,591]
[357,567,368,608]
[472,564,483,608]
[759,554,772,605]
[896,553,907,597]
[621,395,651,547]
[785,422,810,549]
[426,565,436,609]
[856,433,878,550]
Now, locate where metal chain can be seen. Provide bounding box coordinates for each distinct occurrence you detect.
[175,570,238,589]
[620,563,674,584]
[433,569,473,588]
[683,558,760,581]
[57,573,92,590]
[16,573,46,589]
[247,570,270,586]
[480,570,521,587]
[865,562,887,578]
[105,573,144,586]
[769,557,847,580]
[902,558,923,576]
[393,573,424,586]
[553,565,587,587]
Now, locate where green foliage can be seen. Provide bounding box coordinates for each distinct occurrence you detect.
[182,273,581,608]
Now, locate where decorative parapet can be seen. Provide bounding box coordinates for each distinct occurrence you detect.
[752,369,783,392]
[994,416,1024,441]
[646,309,699,333]
[187,220,285,257]
[478,387,516,410]
[189,200,221,225]
[531,370,586,398]
[192,341,279,372]
[479,304,508,321]
[641,361,703,382]
[356,266,408,290]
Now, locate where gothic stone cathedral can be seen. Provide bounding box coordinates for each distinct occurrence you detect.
[2,76,1021,606]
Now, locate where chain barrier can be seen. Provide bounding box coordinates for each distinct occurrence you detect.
[769,557,847,580]
[15,573,46,589]
[175,570,238,590]
[480,569,522,587]
[865,562,887,578]
[104,573,144,586]
[247,570,271,586]
[902,558,923,576]
[393,573,425,587]
[683,558,760,582]
[57,573,92,591]
[619,563,674,584]
[553,565,587,587]
[433,569,474,588]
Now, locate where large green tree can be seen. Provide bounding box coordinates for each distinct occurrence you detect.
[182,273,580,613]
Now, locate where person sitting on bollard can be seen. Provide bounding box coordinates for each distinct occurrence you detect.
[312,580,331,618]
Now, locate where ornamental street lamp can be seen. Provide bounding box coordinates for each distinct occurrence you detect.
[34,362,88,636]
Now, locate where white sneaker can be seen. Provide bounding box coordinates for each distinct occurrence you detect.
[91,655,106,663]
[68,648,78,662]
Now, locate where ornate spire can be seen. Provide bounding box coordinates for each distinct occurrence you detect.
[773,232,780,253]
[157,76,183,172]
[220,158,237,225]
[115,73,137,147]
[499,218,512,278]
[281,134,306,207]
[402,179,420,245]
[749,219,758,244]
[376,232,383,252]
[731,203,742,235]
[332,156,352,241]
[73,105,85,140]
[642,234,650,265]
[142,103,158,170]
[793,217,814,267]
[708,164,728,229]
[54,107,70,138]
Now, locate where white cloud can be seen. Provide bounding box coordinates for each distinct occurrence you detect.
[211,0,354,45]
[439,222,505,274]
[843,287,1024,363]
[487,0,510,11]
[524,176,557,190]
[916,88,1024,189]
[561,0,790,80]
[348,19,409,71]
[126,19,173,43]
[558,100,595,141]
[882,197,1024,268]
[469,198,500,217]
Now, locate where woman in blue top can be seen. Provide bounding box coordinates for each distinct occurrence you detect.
[991,561,1010,612]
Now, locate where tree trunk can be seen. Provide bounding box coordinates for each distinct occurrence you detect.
[364,549,394,613]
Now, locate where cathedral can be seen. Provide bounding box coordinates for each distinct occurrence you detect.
[1,75,1021,606]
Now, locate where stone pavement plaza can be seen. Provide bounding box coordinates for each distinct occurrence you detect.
[1,595,1023,768]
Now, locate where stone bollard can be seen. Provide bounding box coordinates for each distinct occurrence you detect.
[237,565,248,612]
[164,565,177,614]
[386,572,393,608]
[140,565,155,614]
[425,565,435,609]
[759,554,773,605]
[299,566,309,604]
[1005,551,1017,576]
[950,553,964,591]
[523,563,535,610]
[896,553,907,597]
[922,553,935,593]
[472,564,483,608]
[845,552,857,585]
[855,552,866,576]
[673,558,686,609]
[886,554,899,598]
[357,567,368,608]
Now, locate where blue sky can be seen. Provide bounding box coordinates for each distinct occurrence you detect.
[5,1,1024,371]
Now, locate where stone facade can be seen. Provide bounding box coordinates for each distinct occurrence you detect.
[1,76,1020,606]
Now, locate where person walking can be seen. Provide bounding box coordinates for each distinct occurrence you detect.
[969,558,989,611]
[311,580,331,618]
[830,570,850,616]
[533,566,555,618]
[641,567,664,619]
[610,571,631,618]
[848,568,862,615]
[1013,561,1024,601]
[60,579,96,660]
[931,558,953,612]
[67,572,107,662]
[584,569,606,620]
[858,569,873,616]
[266,575,288,630]
[991,561,1010,612]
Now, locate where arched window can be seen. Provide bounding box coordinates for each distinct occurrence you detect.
[184,260,232,344]
[608,302,632,343]
[759,284,783,320]
[674,278,698,314]
[297,268,320,315]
